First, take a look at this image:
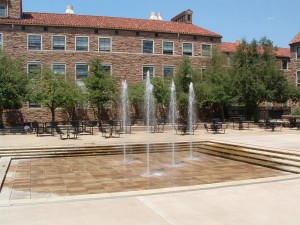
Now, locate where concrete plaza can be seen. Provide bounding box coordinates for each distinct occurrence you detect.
[1,126,300,224]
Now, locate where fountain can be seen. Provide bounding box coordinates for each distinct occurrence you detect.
[121,80,130,163]
[144,71,155,176]
[169,80,182,167]
[188,82,200,160]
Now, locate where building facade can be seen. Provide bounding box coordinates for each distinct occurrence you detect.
[0,0,299,123]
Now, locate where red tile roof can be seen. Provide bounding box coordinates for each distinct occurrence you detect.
[290,32,300,45]
[0,12,222,37]
[221,42,290,58]
[221,42,237,53]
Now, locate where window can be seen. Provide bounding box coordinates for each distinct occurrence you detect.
[76,37,89,51]
[163,41,174,55]
[142,40,154,54]
[52,36,66,50]
[282,59,288,70]
[163,66,174,79]
[76,64,88,80]
[99,38,111,52]
[297,71,300,84]
[142,65,154,80]
[52,64,66,76]
[102,64,112,75]
[0,4,6,18]
[28,63,42,108]
[28,35,42,50]
[201,44,212,57]
[182,43,193,56]
[297,47,300,60]
[28,63,42,79]
[0,33,3,49]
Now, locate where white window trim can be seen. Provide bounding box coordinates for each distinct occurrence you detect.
[141,39,154,54]
[0,33,3,49]
[142,65,155,80]
[182,42,193,56]
[162,65,175,78]
[52,35,66,51]
[98,37,112,52]
[201,43,212,58]
[75,63,89,81]
[27,34,43,51]
[52,63,67,79]
[162,41,174,55]
[297,70,300,85]
[0,4,8,18]
[27,62,42,74]
[101,63,112,75]
[75,36,89,52]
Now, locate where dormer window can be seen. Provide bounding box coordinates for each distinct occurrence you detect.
[0,4,7,18]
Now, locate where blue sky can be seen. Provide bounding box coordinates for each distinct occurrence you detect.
[23,0,299,48]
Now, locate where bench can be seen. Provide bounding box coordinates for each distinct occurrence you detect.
[204,123,227,134]
[56,127,79,139]
[175,123,198,135]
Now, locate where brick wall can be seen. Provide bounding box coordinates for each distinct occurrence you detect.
[1,25,221,82]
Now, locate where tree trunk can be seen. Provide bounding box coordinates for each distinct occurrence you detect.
[51,106,56,121]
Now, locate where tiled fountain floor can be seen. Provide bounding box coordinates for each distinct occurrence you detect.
[1,151,288,200]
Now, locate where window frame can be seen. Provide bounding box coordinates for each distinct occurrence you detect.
[75,63,89,81]
[182,42,193,56]
[27,34,42,51]
[27,62,42,108]
[201,43,212,57]
[162,41,174,55]
[0,4,7,18]
[142,65,155,80]
[52,35,66,51]
[297,71,300,85]
[101,64,112,75]
[142,40,154,54]
[163,66,175,79]
[52,63,66,78]
[297,47,300,60]
[75,36,89,52]
[281,59,288,70]
[99,37,112,52]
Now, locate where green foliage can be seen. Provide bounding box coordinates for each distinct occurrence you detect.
[291,108,300,116]
[0,50,28,109]
[230,37,295,120]
[175,56,197,118]
[84,57,116,119]
[29,68,82,121]
[128,82,144,118]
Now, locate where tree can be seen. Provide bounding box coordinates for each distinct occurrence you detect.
[84,57,116,121]
[195,48,233,120]
[151,77,170,120]
[0,50,28,127]
[128,82,144,119]
[174,56,195,120]
[29,68,81,121]
[231,37,297,121]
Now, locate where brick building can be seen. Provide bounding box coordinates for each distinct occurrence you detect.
[0,0,299,123]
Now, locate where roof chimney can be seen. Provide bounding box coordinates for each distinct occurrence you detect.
[65,5,74,14]
[149,11,158,20]
[156,12,163,20]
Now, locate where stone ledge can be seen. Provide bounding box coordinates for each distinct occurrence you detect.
[0,157,11,192]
